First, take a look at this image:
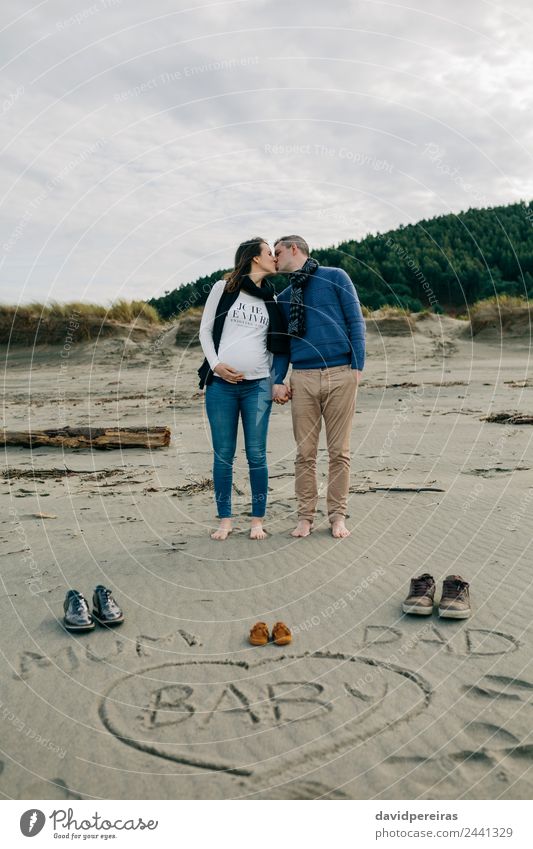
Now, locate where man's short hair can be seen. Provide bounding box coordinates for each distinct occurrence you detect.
[274,234,310,256]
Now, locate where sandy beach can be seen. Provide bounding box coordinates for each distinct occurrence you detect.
[1,315,532,800]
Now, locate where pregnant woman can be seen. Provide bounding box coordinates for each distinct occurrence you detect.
[199,237,288,540]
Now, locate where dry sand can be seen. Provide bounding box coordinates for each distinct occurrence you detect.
[1,315,532,800]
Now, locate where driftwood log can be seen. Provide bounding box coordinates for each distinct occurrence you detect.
[1,426,171,450]
[483,413,533,425]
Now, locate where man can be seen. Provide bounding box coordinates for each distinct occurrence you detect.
[272,235,366,539]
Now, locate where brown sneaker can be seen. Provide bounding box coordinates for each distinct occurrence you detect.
[438,575,471,619]
[402,573,436,615]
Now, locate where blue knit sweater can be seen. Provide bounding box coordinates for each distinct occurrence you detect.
[272,265,366,383]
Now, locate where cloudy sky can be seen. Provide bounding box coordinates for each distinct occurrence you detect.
[1,0,532,304]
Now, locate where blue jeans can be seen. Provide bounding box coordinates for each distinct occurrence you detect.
[205,376,272,518]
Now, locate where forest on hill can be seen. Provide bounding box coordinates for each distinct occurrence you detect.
[149,201,533,318]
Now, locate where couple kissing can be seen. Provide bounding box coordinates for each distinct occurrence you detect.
[198,234,366,541]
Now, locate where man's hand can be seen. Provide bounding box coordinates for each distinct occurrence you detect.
[272,384,291,404]
[214,363,244,383]
[354,369,363,384]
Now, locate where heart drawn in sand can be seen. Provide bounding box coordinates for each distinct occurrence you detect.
[99,651,431,778]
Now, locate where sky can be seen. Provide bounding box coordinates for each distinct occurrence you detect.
[1,0,533,304]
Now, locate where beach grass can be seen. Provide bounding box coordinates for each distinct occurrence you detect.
[469,294,531,335]
[0,299,160,345]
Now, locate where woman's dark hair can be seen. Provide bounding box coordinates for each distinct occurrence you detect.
[224,237,267,293]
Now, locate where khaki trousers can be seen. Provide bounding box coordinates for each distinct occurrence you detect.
[290,364,358,523]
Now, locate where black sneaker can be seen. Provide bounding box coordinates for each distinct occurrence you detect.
[63,590,95,632]
[92,585,124,626]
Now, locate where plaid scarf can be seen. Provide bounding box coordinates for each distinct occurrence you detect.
[287,257,319,337]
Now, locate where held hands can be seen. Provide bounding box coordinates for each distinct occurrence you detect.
[214,363,245,383]
[272,372,361,403]
[272,384,291,405]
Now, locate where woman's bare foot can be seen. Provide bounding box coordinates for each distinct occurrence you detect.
[250,519,267,540]
[331,517,351,538]
[291,519,313,537]
[211,518,232,540]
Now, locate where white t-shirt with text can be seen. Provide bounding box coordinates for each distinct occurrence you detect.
[199,279,272,380]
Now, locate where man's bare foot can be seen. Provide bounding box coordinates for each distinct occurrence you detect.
[211,519,232,540]
[331,518,351,538]
[250,519,267,540]
[291,519,313,538]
